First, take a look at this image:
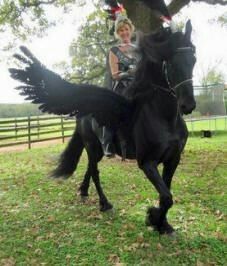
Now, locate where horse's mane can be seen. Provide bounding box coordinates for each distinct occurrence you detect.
[125,27,192,99]
[125,27,173,98]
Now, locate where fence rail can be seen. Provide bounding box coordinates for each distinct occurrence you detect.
[0,115,76,149]
[185,115,227,134]
[0,115,227,150]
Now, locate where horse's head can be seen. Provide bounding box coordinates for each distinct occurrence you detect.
[138,20,196,115]
[165,20,196,114]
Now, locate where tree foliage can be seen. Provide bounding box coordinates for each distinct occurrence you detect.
[0,0,226,36]
[1,0,226,85]
[217,12,227,26]
[200,67,225,87]
[68,7,115,86]
[0,0,81,39]
[0,103,42,118]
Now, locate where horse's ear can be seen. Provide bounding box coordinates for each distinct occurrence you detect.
[185,20,192,42]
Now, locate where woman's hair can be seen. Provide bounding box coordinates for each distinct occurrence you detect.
[114,16,135,39]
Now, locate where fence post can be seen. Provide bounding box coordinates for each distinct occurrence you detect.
[37,116,40,140]
[191,118,194,136]
[28,116,31,149]
[15,118,18,140]
[61,116,65,143]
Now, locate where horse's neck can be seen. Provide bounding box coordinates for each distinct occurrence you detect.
[126,60,169,98]
[148,61,168,88]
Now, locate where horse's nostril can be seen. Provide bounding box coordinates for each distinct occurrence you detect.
[181,100,196,115]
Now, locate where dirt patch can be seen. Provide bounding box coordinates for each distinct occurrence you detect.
[0,138,70,153]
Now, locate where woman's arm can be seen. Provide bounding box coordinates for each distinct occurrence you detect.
[109,50,120,80]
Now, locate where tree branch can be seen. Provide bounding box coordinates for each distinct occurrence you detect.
[192,0,227,5]
[168,0,190,17]
[168,0,227,17]
[23,0,58,8]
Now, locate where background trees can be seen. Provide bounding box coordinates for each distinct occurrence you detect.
[1,1,226,36]
[0,0,226,86]
[68,7,114,85]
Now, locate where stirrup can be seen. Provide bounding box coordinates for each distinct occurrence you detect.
[103,143,115,158]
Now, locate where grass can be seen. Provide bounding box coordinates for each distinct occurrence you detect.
[0,135,226,265]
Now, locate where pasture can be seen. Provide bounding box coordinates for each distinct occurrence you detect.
[0,135,226,265]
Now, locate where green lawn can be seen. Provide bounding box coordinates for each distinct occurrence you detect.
[0,135,226,265]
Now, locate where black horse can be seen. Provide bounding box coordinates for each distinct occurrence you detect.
[9,20,196,235]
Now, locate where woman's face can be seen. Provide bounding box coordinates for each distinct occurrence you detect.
[117,24,132,44]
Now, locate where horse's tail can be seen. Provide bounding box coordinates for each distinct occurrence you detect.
[51,127,84,179]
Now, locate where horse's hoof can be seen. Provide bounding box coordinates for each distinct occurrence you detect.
[100,202,113,212]
[80,195,89,202]
[146,207,160,227]
[159,220,175,236]
[160,230,177,239]
[48,174,69,180]
[167,231,176,238]
[48,175,67,184]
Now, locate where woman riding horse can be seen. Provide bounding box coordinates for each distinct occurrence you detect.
[103,16,140,157]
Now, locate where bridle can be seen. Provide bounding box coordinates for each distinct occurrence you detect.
[173,78,193,90]
[163,46,195,92]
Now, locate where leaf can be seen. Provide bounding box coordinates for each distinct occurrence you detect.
[108,254,121,265]
[66,254,71,260]
[0,258,16,266]
[136,232,145,243]
[96,234,106,243]
[34,249,42,255]
[47,216,56,222]
[196,260,205,266]
[123,223,135,230]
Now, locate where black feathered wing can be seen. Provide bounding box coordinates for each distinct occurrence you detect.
[9,46,133,129]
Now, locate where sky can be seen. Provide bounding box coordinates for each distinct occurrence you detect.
[0,1,226,103]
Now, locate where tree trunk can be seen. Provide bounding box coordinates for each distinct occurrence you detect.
[122,0,162,32]
[122,0,227,32]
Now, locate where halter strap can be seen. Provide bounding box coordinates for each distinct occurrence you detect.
[173,79,193,90]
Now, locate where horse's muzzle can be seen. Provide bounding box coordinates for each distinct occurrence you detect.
[181,101,196,115]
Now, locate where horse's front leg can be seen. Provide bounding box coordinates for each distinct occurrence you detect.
[160,155,181,234]
[140,161,173,234]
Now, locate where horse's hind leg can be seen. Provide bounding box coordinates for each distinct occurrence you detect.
[90,164,113,212]
[85,143,113,212]
[79,169,91,199]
